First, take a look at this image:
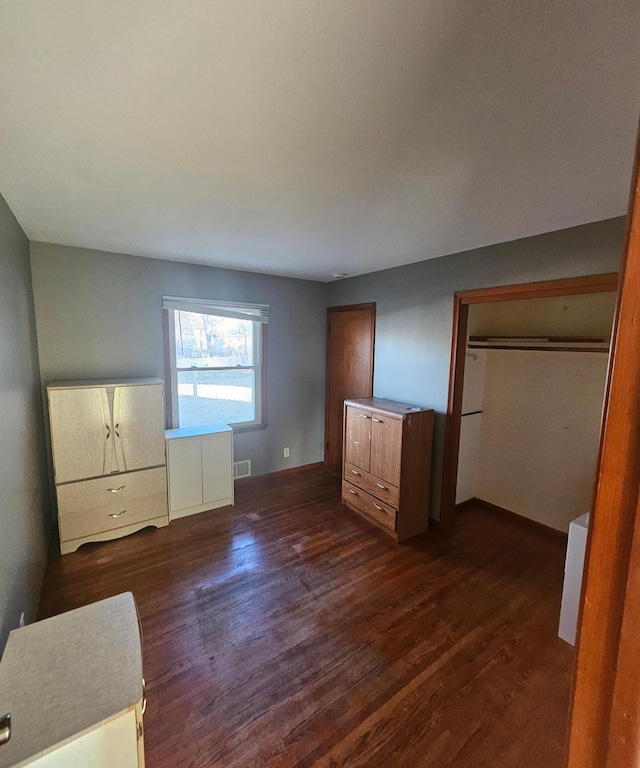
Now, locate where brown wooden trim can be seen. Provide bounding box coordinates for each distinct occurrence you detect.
[324,303,376,468]
[454,498,478,513]
[326,302,377,313]
[439,300,468,533]
[568,122,640,768]
[161,308,174,429]
[455,273,619,305]
[460,498,568,542]
[234,461,324,485]
[607,491,640,763]
[440,273,619,533]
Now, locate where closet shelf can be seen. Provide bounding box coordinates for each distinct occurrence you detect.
[468,335,610,353]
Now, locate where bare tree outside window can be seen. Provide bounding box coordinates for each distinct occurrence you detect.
[172,310,261,427]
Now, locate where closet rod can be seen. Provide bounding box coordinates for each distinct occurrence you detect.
[467,344,609,353]
[467,335,610,353]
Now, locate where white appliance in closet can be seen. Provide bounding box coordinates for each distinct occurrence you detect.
[47,378,169,554]
[559,511,590,645]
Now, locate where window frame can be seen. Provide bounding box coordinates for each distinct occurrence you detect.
[162,307,267,433]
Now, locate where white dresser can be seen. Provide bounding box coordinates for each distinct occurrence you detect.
[166,424,234,520]
[0,593,145,768]
[47,378,169,554]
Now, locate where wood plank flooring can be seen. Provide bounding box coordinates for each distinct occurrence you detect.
[38,467,574,768]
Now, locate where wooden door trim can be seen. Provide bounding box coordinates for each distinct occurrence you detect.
[324,303,376,469]
[568,122,640,768]
[327,302,377,314]
[439,272,618,533]
[454,273,618,304]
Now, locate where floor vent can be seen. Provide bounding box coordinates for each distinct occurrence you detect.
[233,459,252,480]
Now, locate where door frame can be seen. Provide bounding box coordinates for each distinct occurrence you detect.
[567,124,640,768]
[324,303,376,470]
[439,271,619,533]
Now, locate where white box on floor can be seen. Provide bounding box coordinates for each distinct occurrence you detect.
[558,511,590,645]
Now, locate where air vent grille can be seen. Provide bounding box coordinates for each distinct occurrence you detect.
[233,459,252,480]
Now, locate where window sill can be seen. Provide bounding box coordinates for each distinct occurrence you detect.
[231,422,269,434]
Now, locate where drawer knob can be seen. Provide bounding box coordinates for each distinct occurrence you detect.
[348,488,356,495]
[109,510,127,518]
[353,441,359,446]
[141,677,147,715]
[374,503,383,510]
[351,470,361,476]
[359,414,370,419]
[107,485,126,493]
[376,482,387,490]
[0,713,10,746]
[372,417,383,423]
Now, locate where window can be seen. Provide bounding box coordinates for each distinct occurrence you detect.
[163,297,268,430]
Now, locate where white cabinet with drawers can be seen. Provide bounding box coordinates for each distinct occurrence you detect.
[47,378,169,554]
[166,424,234,520]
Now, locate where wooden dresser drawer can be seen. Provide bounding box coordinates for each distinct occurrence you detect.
[344,462,400,507]
[342,481,397,532]
[57,467,168,541]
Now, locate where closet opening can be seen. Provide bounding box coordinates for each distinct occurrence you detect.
[440,273,619,534]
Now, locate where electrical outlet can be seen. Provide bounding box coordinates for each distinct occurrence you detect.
[283,447,290,458]
[19,612,25,628]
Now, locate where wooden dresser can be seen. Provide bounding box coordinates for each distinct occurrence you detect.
[341,397,434,542]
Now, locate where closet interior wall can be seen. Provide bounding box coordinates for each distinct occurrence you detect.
[456,292,616,532]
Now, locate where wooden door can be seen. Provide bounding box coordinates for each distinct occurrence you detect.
[325,304,375,473]
[49,387,111,483]
[344,406,371,471]
[114,384,166,472]
[370,414,402,486]
[202,432,233,505]
[167,437,202,513]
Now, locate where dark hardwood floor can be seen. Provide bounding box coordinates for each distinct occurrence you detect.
[38,467,574,768]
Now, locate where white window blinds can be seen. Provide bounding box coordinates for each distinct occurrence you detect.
[162,296,269,323]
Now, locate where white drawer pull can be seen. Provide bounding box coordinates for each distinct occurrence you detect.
[0,713,11,746]
[372,417,383,423]
[348,488,356,495]
[376,482,387,490]
[353,441,359,446]
[109,510,127,518]
[359,414,370,419]
[351,469,361,476]
[107,485,126,493]
[374,503,383,510]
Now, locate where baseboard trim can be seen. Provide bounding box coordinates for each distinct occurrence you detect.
[457,497,568,540]
[454,498,478,513]
[235,461,325,485]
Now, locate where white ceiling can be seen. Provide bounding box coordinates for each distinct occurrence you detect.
[0,1,639,282]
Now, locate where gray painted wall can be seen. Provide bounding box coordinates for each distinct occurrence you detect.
[0,195,50,650]
[327,217,626,519]
[30,242,328,480]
